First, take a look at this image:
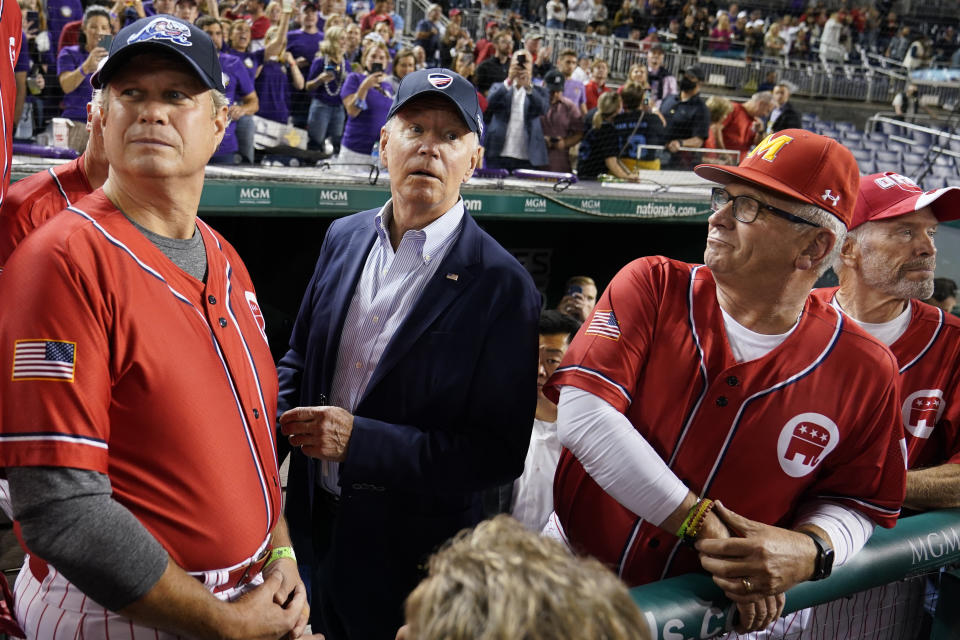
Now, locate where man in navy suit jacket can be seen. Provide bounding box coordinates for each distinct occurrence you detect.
[277,68,540,639]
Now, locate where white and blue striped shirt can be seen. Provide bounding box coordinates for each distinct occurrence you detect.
[321,199,465,494]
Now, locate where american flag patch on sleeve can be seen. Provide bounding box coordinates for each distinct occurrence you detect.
[12,340,77,381]
[585,310,621,341]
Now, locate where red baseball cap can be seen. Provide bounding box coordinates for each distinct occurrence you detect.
[694,129,860,228]
[850,172,960,230]
[449,8,461,15]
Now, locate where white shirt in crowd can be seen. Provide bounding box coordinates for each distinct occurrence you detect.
[511,418,563,532]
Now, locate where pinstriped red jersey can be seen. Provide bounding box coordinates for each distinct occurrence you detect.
[545,257,906,587]
[814,288,960,470]
[0,191,281,571]
[0,155,93,268]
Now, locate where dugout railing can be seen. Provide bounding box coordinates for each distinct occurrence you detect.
[631,509,960,640]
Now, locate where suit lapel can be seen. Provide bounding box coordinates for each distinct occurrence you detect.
[324,213,377,385]
[361,215,482,396]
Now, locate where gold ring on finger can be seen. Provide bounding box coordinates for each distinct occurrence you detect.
[742,577,752,593]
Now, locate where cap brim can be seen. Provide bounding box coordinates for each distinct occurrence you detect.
[868,185,960,224]
[694,163,825,211]
[91,41,223,91]
[388,90,479,134]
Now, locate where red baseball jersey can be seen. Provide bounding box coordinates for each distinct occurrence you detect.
[0,0,22,207]
[0,154,92,269]
[0,191,281,572]
[545,257,905,587]
[814,288,960,469]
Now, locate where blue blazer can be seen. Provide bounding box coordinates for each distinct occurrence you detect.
[278,207,540,638]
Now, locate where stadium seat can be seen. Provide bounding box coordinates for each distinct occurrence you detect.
[842,131,864,143]
[858,159,876,174]
[903,151,927,164]
[902,162,923,177]
[912,130,933,145]
[932,155,956,167]
[851,148,873,163]
[885,140,909,152]
[875,150,903,164]
[835,121,856,132]
[931,165,957,178]
[861,139,884,151]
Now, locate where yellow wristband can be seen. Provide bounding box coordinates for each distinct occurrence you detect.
[264,545,296,568]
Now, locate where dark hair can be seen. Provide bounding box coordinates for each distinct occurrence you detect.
[931,277,958,302]
[620,87,644,110]
[82,5,111,25]
[539,310,582,340]
[196,15,220,29]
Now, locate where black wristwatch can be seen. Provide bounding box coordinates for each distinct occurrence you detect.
[802,531,834,581]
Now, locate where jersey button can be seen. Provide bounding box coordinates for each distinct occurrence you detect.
[219,317,227,328]
[649,538,660,548]
[716,396,728,407]
[726,376,739,386]
[253,408,260,419]
[208,295,217,304]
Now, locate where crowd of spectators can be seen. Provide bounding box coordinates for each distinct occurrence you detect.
[9,0,959,175]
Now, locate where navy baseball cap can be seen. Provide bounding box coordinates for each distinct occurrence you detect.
[387,68,484,137]
[91,15,225,92]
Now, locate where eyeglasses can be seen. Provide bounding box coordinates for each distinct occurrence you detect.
[710,187,819,227]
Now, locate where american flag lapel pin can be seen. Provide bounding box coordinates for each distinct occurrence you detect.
[446,273,459,281]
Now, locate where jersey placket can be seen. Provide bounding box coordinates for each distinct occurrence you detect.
[195,230,280,531]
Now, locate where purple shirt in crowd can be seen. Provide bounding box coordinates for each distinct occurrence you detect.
[287,30,323,64]
[339,71,393,154]
[256,60,294,123]
[16,33,30,72]
[307,56,347,106]
[563,79,587,110]
[57,45,92,120]
[227,47,265,78]
[46,0,83,55]
[216,52,255,155]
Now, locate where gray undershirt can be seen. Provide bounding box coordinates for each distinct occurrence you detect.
[125,215,208,282]
[6,220,212,611]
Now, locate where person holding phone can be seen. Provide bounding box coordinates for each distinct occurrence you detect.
[305,24,347,153]
[484,48,549,170]
[57,6,111,148]
[337,40,393,164]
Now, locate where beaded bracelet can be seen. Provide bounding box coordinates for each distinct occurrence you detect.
[684,498,716,543]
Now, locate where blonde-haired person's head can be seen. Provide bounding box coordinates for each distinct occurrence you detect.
[705,95,733,124]
[592,91,622,129]
[399,515,651,640]
[320,25,345,58]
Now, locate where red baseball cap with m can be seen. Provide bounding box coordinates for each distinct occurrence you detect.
[850,172,960,230]
[694,129,860,228]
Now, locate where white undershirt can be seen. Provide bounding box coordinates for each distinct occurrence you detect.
[720,306,797,363]
[832,298,912,346]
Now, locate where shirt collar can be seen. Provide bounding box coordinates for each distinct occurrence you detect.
[374,199,465,263]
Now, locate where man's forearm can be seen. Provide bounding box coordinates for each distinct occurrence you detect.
[9,466,168,611]
[905,463,960,509]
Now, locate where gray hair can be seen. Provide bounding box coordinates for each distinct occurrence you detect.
[789,203,847,277]
[751,90,775,108]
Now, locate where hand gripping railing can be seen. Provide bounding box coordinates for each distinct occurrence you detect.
[631,509,960,639]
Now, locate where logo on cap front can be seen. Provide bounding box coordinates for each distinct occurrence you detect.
[874,172,921,193]
[128,17,194,47]
[747,133,793,162]
[427,73,453,89]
